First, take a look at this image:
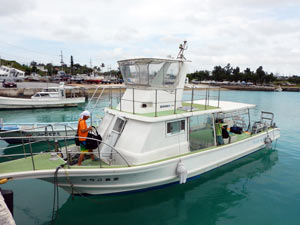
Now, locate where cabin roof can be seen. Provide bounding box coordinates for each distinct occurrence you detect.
[105,100,255,122]
[117,57,190,64]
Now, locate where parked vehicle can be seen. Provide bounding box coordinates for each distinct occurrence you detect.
[111,78,124,84]
[2,79,17,88]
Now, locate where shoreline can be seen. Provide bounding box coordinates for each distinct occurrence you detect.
[0,82,299,98]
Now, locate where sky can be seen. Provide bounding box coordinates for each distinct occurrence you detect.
[0,0,300,75]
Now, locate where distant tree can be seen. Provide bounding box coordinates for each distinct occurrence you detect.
[224,63,233,80]
[242,68,253,82]
[30,61,37,67]
[45,63,53,76]
[30,61,37,73]
[74,63,81,69]
[212,66,225,81]
[256,66,266,85]
[101,63,105,72]
[187,70,210,81]
[70,55,74,75]
[232,66,240,81]
[288,75,300,84]
[25,67,31,75]
[264,72,276,84]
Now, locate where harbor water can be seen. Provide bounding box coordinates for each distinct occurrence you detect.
[0,90,299,225]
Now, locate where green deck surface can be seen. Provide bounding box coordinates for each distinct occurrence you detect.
[0,153,65,174]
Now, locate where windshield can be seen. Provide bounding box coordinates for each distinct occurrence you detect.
[119,60,180,88]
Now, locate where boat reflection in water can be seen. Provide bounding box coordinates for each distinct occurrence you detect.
[54,148,278,225]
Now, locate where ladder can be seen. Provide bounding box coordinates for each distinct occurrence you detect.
[85,86,106,122]
[260,111,274,127]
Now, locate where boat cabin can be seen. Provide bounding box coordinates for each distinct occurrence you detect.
[117,58,188,114]
[96,57,259,166]
[31,83,68,99]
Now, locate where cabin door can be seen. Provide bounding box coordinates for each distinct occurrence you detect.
[101,116,126,163]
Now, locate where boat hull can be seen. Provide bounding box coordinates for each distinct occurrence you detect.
[0,96,85,109]
[0,128,279,195]
[43,128,279,195]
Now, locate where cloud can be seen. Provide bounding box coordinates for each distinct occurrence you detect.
[0,0,36,17]
[0,0,300,75]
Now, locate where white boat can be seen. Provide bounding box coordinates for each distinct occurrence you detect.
[0,83,85,109]
[0,119,101,144]
[274,86,282,92]
[0,42,280,195]
[25,72,42,81]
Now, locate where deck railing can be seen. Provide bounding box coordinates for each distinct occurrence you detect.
[87,86,221,117]
[0,134,131,172]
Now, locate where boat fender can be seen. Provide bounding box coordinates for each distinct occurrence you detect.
[0,178,12,185]
[264,136,272,149]
[176,161,187,184]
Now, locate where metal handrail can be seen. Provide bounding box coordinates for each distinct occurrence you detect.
[115,86,220,113]
[0,135,131,168]
[85,86,106,111]
[0,123,77,134]
[81,86,221,116]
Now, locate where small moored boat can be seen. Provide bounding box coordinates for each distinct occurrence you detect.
[0,83,85,109]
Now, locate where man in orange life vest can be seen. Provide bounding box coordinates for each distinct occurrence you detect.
[77,110,95,166]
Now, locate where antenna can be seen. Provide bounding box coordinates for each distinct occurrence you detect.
[60,50,64,67]
[177,40,188,60]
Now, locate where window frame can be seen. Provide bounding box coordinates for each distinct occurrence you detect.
[166,119,186,136]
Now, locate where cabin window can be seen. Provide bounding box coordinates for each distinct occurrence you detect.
[113,118,126,133]
[189,114,215,151]
[167,120,185,135]
[119,60,180,88]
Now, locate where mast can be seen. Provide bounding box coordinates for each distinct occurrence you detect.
[177,41,188,60]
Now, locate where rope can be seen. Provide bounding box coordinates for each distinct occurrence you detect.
[49,164,65,225]
[62,166,106,204]
[63,167,74,200]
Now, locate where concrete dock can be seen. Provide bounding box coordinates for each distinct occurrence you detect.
[0,82,125,98]
[0,191,15,225]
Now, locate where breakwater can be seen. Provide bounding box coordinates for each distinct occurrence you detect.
[0,84,299,98]
[220,85,300,92]
[0,86,125,98]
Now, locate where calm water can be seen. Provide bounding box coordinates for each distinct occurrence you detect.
[1,90,300,225]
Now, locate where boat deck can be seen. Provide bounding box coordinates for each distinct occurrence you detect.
[0,153,65,174]
[0,131,252,176]
[0,153,112,175]
[136,102,218,117]
[107,100,256,122]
